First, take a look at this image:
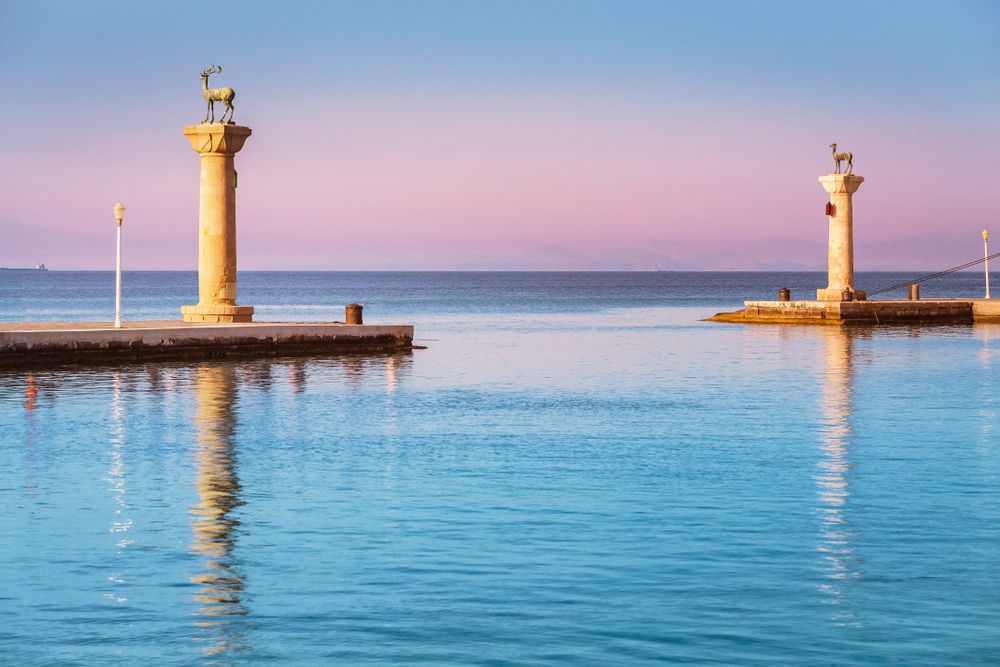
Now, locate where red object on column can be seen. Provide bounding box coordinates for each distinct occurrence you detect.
[825,201,835,216]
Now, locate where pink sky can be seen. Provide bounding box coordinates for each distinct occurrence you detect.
[2,3,999,270]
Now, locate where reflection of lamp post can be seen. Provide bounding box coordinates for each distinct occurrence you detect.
[984,230,991,300]
[114,203,126,328]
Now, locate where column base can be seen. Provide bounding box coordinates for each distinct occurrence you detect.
[182,304,254,323]
[816,288,867,302]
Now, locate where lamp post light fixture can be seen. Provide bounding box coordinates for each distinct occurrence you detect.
[985,229,991,300]
[114,203,126,328]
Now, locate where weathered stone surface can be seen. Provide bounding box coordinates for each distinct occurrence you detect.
[0,321,413,368]
[818,173,864,301]
[972,299,1000,322]
[182,123,253,323]
[181,304,254,323]
[707,299,983,325]
[183,123,251,155]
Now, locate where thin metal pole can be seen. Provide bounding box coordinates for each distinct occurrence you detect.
[985,230,991,300]
[115,222,123,328]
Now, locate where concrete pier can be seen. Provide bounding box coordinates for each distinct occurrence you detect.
[0,321,413,368]
[707,298,1000,325]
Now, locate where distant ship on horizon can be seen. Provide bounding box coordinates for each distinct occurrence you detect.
[1,262,48,271]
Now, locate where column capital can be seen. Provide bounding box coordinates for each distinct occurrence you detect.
[818,173,864,195]
[183,123,252,155]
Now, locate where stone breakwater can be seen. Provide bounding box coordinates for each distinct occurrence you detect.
[0,321,413,367]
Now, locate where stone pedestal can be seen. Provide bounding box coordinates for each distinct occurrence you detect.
[181,123,254,323]
[817,173,864,301]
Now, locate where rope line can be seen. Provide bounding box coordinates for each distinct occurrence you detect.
[866,250,1000,297]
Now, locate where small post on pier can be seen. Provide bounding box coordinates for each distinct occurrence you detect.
[984,230,991,299]
[346,303,363,325]
[113,203,126,328]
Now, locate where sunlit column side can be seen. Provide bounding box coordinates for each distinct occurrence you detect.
[817,174,864,301]
[181,124,254,323]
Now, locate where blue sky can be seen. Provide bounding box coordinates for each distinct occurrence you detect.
[1,1,999,269]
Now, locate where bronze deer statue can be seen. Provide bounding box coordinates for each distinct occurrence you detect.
[829,143,853,174]
[200,65,236,124]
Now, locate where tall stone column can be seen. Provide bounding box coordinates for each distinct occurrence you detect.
[817,173,864,301]
[181,124,254,323]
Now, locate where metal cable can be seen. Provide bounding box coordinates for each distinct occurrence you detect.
[866,250,1000,297]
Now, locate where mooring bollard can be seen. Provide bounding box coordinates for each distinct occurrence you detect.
[778,288,791,302]
[908,284,920,301]
[346,303,363,325]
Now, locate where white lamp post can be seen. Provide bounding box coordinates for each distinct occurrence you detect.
[114,203,126,328]
[985,230,991,300]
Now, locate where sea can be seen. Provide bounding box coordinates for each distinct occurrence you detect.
[1,271,998,665]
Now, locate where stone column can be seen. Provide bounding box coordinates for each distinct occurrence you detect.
[181,124,254,323]
[817,173,864,301]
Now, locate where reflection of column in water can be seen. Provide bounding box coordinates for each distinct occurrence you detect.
[287,359,306,394]
[190,364,248,656]
[816,327,860,626]
[385,354,400,394]
[24,374,37,412]
[22,375,39,500]
[104,371,132,604]
[383,355,402,487]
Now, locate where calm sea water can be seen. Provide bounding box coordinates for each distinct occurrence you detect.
[1,272,998,665]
